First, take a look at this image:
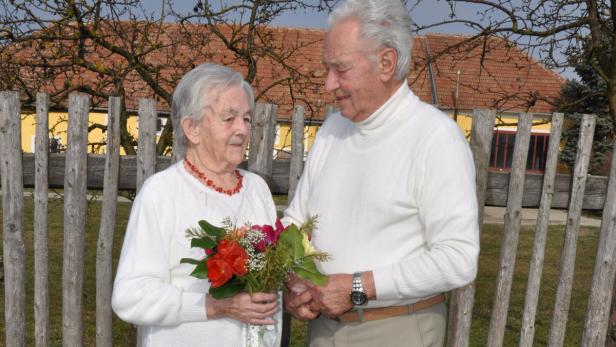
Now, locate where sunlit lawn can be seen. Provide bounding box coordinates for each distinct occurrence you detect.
[0,196,600,346]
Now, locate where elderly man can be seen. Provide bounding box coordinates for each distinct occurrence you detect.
[283,0,480,346]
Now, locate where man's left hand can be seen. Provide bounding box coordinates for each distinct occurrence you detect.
[309,273,354,317]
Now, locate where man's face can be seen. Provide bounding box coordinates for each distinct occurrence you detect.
[323,19,388,122]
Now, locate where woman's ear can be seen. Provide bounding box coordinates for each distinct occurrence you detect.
[181,116,201,145]
[378,47,397,82]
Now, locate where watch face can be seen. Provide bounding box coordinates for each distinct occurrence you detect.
[351,291,368,305]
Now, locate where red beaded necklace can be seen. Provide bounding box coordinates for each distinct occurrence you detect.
[184,158,243,196]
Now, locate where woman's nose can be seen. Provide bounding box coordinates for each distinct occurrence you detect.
[235,117,250,135]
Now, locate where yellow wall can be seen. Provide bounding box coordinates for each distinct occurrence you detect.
[274,124,319,158]
[449,112,552,139]
[20,111,553,155]
[21,112,140,154]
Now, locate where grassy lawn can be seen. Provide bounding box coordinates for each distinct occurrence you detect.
[0,196,600,346]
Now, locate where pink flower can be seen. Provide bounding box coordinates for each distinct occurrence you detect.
[252,219,286,251]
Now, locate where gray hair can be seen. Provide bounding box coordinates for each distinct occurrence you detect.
[328,0,412,81]
[171,63,254,155]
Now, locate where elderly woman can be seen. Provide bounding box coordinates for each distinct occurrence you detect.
[112,63,281,346]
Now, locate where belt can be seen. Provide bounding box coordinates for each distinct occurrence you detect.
[335,294,446,323]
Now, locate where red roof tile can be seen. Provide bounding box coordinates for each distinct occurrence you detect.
[5,24,563,119]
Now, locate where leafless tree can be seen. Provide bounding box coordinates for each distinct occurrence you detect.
[413,1,614,125]
[0,0,334,154]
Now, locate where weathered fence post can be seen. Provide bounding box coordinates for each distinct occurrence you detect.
[34,93,50,347]
[96,97,122,347]
[520,112,564,347]
[0,91,26,347]
[248,103,277,182]
[447,109,496,347]
[172,111,183,164]
[137,99,157,192]
[581,140,616,346]
[288,105,305,202]
[62,93,90,346]
[548,114,597,347]
[324,104,338,119]
[487,112,533,347]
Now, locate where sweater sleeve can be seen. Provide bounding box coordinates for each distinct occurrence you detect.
[112,181,207,326]
[373,123,480,300]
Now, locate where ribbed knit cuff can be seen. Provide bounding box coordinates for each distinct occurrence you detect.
[179,292,207,322]
[372,267,398,301]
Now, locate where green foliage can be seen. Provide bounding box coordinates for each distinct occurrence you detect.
[294,259,327,286]
[198,220,225,240]
[559,58,615,174]
[210,278,244,300]
[179,258,202,265]
[190,236,216,250]
[188,260,208,279]
[277,224,304,259]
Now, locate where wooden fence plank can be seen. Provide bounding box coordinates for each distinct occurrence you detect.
[548,114,597,347]
[95,97,121,347]
[62,93,90,346]
[520,112,564,347]
[487,112,533,347]
[280,105,307,347]
[324,104,338,119]
[288,105,305,203]
[485,172,607,209]
[136,99,157,192]
[0,91,26,347]
[248,103,277,182]
[34,93,50,347]
[171,109,183,164]
[581,140,616,346]
[4,156,611,208]
[447,109,496,347]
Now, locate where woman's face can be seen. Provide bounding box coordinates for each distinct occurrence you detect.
[191,85,252,170]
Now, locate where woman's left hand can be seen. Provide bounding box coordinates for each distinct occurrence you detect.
[206,292,279,324]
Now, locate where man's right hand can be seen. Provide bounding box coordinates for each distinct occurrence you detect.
[284,289,320,321]
[284,275,320,321]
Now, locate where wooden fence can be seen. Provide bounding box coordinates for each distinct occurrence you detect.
[1,92,615,346]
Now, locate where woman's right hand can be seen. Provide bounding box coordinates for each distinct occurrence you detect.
[206,292,279,325]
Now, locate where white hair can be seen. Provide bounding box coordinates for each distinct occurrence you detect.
[171,63,254,155]
[329,0,412,81]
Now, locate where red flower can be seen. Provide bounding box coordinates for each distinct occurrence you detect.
[206,254,233,288]
[217,240,249,276]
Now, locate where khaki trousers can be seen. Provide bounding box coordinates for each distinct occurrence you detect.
[308,302,446,347]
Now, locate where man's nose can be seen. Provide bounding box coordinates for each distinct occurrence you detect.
[324,70,339,92]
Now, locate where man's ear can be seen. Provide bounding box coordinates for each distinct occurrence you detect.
[378,47,397,82]
[181,116,201,145]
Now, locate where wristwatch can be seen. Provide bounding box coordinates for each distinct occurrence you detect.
[350,272,368,306]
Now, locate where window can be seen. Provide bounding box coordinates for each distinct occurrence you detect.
[489,130,550,173]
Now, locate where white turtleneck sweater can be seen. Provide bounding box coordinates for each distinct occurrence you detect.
[284,83,479,308]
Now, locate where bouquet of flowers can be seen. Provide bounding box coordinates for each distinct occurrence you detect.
[180,216,328,299]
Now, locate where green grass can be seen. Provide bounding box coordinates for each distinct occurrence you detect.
[0,197,600,346]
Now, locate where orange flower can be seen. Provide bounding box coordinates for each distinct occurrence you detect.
[206,254,233,288]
